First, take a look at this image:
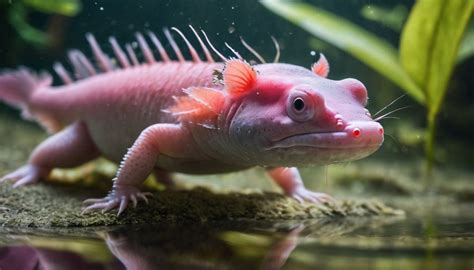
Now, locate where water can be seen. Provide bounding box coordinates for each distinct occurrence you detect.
[0,0,473,269]
[1,213,473,270]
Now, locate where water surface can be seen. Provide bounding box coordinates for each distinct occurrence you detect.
[1,209,473,270]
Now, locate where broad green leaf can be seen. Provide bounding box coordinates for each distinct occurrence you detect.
[261,0,424,103]
[400,0,473,118]
[23,0,81,17]
[457,19,474,63]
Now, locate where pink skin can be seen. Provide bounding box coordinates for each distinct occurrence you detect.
[1,122,99,187]
[261,225,305,269]
[0,31,384,215]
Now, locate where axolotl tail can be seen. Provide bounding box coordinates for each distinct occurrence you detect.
[0,68,61,132]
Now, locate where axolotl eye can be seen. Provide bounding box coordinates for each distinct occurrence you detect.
[287,90,315,122]
[293,97,305,111]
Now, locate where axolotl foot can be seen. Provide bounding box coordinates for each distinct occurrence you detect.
[0,164,49,188]
[286,186,334,204]
[82,184,153,216]
[266,167,334,204]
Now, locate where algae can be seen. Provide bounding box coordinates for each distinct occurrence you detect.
[0,182,403,228]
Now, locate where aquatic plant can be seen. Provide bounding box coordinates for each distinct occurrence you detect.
[360,4,407,32]
[1,0,81,46]
[261,0,474,176]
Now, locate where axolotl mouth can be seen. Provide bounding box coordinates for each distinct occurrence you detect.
[266,121,384,164]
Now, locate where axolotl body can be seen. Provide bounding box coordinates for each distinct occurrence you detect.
[0,29,384,214]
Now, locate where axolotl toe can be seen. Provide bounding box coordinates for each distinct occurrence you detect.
[0,28,383,215]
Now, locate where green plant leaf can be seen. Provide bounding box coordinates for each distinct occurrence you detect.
[261,0,424,103]
[400,0,473,119]
[22,0,81,17]
[457,19,474,63]
[9,2,49,46]
[360,4,408,32]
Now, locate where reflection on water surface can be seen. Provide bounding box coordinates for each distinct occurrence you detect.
[1,213,473,270]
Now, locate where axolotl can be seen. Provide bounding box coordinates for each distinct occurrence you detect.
[0,28,384,215]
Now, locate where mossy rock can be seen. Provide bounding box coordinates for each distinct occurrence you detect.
[0,182,403,227]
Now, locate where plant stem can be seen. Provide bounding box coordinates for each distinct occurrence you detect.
[424,111,437,187]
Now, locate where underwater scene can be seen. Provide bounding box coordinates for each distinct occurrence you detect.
[0,0,473,269]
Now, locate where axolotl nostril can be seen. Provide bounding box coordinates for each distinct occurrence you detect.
[0,27,384,215]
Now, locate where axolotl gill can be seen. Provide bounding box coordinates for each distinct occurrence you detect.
[0,27,384,215]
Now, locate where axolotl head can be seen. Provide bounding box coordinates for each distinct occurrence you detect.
[169,56,384,167]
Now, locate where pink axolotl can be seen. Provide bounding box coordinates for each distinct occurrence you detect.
[0,27,384,215]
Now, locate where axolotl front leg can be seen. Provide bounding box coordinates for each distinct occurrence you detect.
[82,123,196,215]
[266,167,333,203]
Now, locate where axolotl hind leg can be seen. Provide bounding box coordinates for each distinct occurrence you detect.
[1,122,100,187]
[153,167,175,188]
[266,167,333,203]
[82,123,195,215]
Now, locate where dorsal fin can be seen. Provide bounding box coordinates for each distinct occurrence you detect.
[201,30,227,62]
[125,43,139,66]
[223,59,257,96]
[52,27,266,87]
[189,25,214,63]
[68,51,88,79]
[164,28,185,62]
[225,43,242,59]
[165,87,225,128]
[135,32,156,64]
[68,50,96,79]
[109,36,130,68]
[85,33,113,72]
[311,53,330,78]
[172,27,201,63]
[148,31,170,62]
[53,62,73,84]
